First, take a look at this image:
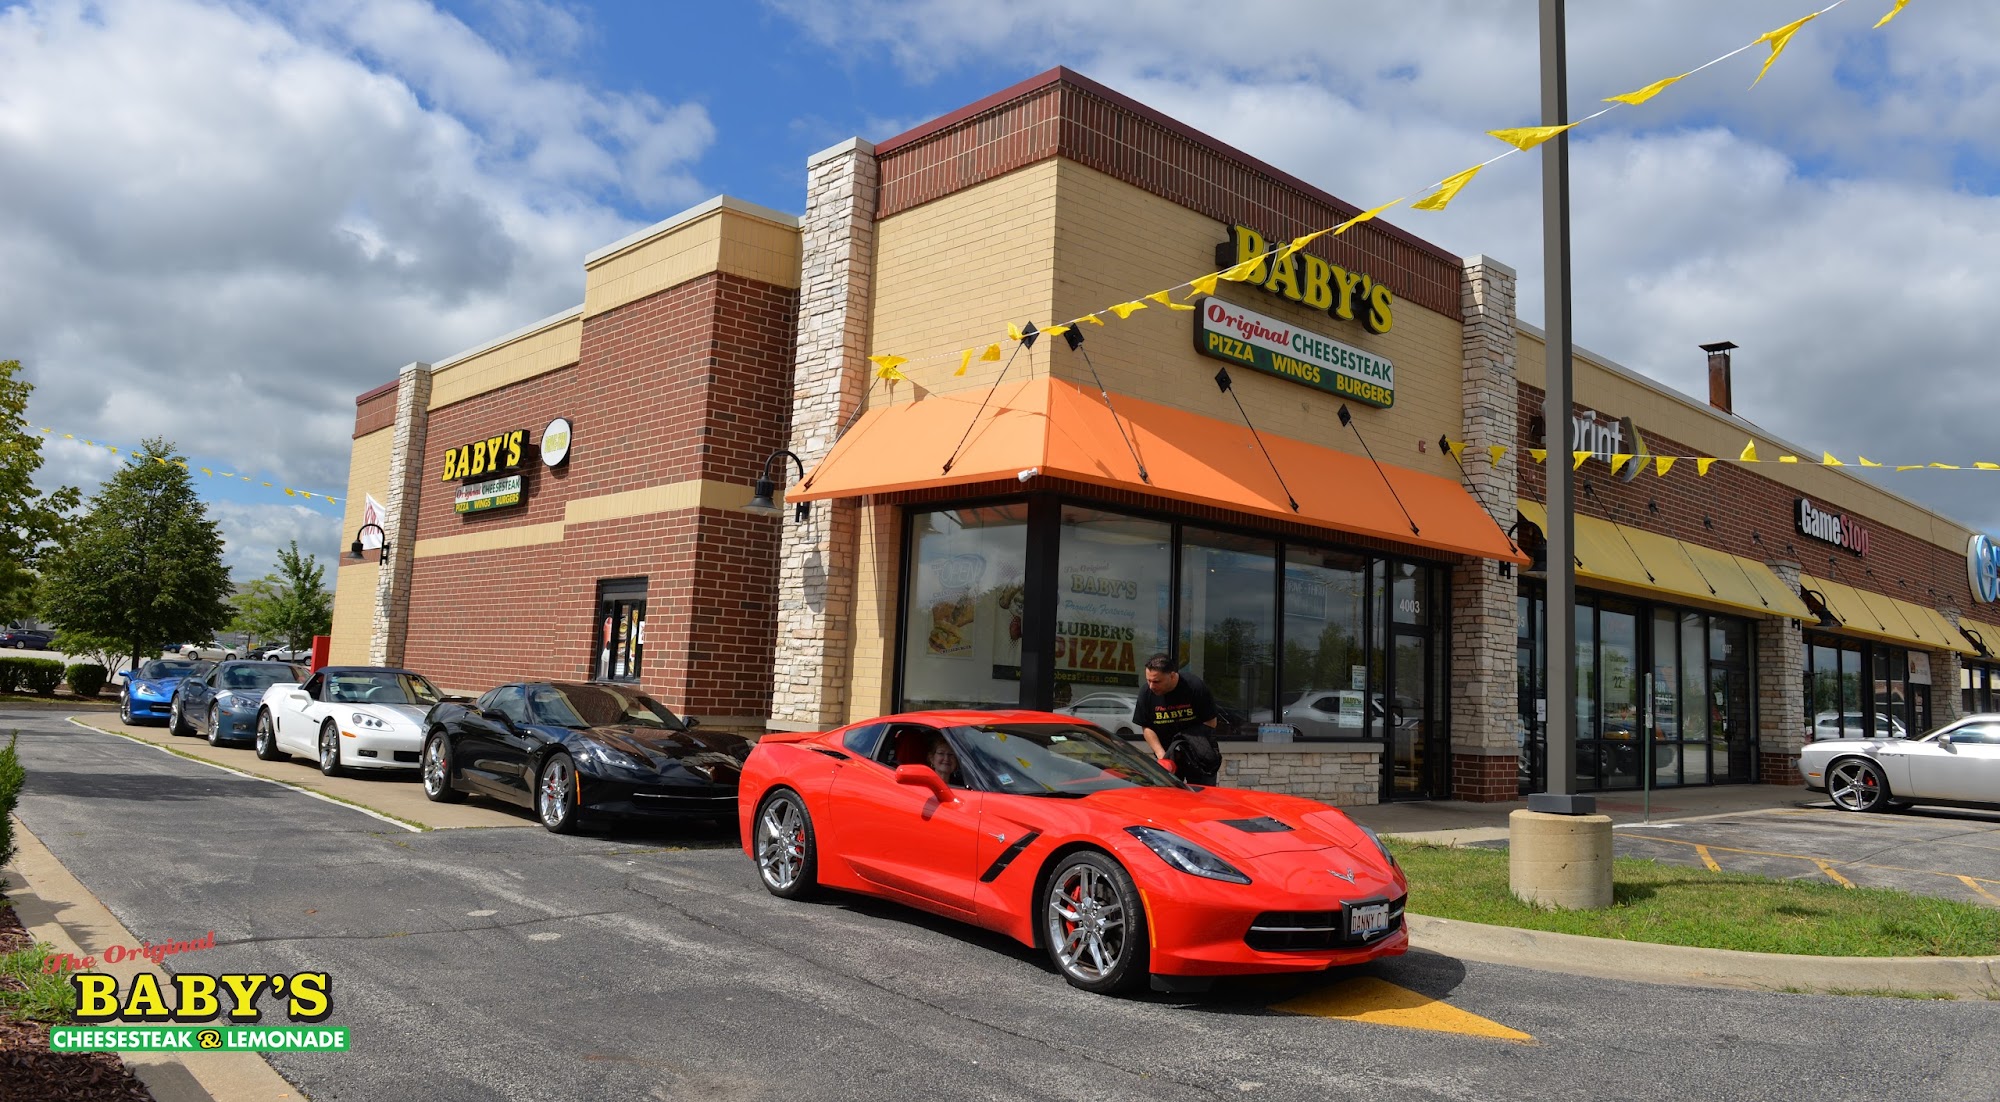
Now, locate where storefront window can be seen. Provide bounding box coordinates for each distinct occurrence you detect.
[901,506,1030,710]
[1179,528,1276,740]
[1681,612,1709,784]
[1574,602,1596,790]
[1597,602,1640,790]
[593,579,646,683]
[1280,549,1370,739]
[1051,507,1170,710]
[1651,610,1682,787]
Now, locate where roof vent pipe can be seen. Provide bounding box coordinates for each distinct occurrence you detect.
[1700,341,1738,414]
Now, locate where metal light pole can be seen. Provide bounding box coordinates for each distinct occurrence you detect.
[1529,0,1592,817]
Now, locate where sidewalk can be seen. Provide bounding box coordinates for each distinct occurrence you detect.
[1346,784,1817,844]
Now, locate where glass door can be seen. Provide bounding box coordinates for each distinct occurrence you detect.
[1388,627,1432,798]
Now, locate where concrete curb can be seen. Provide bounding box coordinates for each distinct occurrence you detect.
[1,699,119,711]
[1408,914,2000,999]
[4,816,304,1101]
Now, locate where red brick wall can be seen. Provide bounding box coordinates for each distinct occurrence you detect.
[354,381,397,438]
[1517,382,1977,614]
[401,271,797,721]
[873,68,1463,321]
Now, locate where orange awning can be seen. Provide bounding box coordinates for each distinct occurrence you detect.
[793,376,1525,563]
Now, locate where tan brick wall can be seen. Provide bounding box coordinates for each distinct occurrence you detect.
[1218,747,1384,806]
[429,311,581,412]
[844,503,901,724]
[330,427,393,665]
[584,202,800,320]
[328,562,378,666]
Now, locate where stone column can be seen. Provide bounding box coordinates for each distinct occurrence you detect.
[370,362,432,667]
[1449,255,1522,801]
[1756,559,1806,784]
[1930,646,1963,730]
[770,139,878,731]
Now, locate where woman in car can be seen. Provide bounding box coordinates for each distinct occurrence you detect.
[927,734,962,786]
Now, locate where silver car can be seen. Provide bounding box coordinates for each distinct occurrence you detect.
[1054,691,1140,736]
[1801,714,2000,813]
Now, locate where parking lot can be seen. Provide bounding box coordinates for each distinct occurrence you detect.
[1613,804,2000,907]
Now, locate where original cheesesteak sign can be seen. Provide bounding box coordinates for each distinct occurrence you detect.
[441,428,530,514]
[1192,297,1395,408]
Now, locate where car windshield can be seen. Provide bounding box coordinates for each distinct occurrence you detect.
[532,683,686,730]
[220,664,305,691]
[138,660,198,679]
[325,671,441,705]
[945,722,1182,797]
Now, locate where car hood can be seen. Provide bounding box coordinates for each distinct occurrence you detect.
[582,725,752,775]
[1065,786,1376,860]
[129,677,185,696]
[1804,738,1891,753]
[345,703,428,727]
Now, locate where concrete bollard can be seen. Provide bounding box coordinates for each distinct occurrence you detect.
[1508,808,1614,910]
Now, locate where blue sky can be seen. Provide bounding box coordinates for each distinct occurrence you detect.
[3,0,1995,579]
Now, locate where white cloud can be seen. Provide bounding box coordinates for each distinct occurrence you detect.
[0,0,713,563]
[209,500,345,580]
[768,0,2000,531]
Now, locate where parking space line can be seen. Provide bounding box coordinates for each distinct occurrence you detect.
[1958,876,2000,905]
[1694,845,1721,872]
[1271,977,1533,1043]
[1812,859,1855,889]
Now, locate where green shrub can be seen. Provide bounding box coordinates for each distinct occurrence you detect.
[0,733,23,867]
[64,663,107,698]
[0,659,18,695]
[17,659,62,696]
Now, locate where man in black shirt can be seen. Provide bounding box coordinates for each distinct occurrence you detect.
[1132,654,1222,785]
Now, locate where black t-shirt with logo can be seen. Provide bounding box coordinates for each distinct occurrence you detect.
[1132,671,1218,739]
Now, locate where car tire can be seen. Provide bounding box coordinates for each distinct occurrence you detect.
[422,732,465,804]
[318,720,344,777]
[536,752,580,834]
[168,696,190,737]
[254,710,287,761]
[1827,757,1891,813]
[753,789,819,900]
[119,692,133,725]
[1041,851,1149,995]
[206,705,224,747]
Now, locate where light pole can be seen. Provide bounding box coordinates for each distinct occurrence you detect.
[349,523,389,564]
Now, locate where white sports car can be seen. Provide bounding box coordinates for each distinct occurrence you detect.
[1800,713,2000,813]
[255,665,444,776]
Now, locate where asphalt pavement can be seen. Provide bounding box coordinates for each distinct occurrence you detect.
[4,709,1997,1102]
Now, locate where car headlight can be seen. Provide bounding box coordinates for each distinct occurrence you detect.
[131,683,162,699]
[1124,826,1251,885]
[349,712,389,730]
[1356,824,1400,872]
[577,740,646,771]
[218,692,256,709]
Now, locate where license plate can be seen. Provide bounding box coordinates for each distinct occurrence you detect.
[1348,902,1390,937]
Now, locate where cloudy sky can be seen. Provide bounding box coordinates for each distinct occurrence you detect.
[3,0,1995,580]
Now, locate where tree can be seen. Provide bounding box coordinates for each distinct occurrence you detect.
[231,542,332,651]
[0,360,80,622]
[38,437,233,674]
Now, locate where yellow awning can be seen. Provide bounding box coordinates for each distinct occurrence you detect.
[1958,618,2000,660]
[1517,501,1811,620]
[1799,574,1977,655]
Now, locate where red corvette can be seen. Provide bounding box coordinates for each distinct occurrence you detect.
[739,710,1408,995]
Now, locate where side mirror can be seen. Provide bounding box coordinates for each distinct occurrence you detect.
[894,764,950,800]
[1157,756,1178,774]
[684,717,701,730]
[1937,733,1954,747]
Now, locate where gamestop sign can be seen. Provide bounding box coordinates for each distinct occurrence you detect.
[1191,297,1395,409]
[1969,534,2000,604]
[1797,498,1870,557]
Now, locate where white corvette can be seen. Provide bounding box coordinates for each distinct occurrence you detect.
[255,666,444,776]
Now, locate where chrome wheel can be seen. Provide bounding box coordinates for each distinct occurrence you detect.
[119,693,132,724]
[318,722,342,776]
[423,738,447,796]
[1046,862,1129,984]
[207,705,223,746]
[539,754,574,829]
[1828,758,1888,812]
[757,796,808,891]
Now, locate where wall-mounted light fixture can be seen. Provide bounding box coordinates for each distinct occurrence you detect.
[1799,586,1840,629]
[349,523,389,565]
[747,450,810,523]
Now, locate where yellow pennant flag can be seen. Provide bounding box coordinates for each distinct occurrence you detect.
[1611,453,1633,475]
[1977,462,2000,471]
[1079,313,1104,326]
[301,492,314,500]
[1751,14,1819,88]
[200,467,212,476]
[1697,458,1718,476]
[1043,325,1071,338]
[868,354,908,381]
[956,349,973,377]
[1410,165,1483,212]
[1573,450,1591,470]
[1858,456,1882,467]
[63,434,72,439]
[1189,274,1220,297]
[1895,464,1923,472]
[1930,462,1961,470]
[1530,448,1548,464]
[1739,440,1760,462]
[1778,455,1799,464]
[1273,229,1330,265]
[283,488,296,497]
[176,460,187,469]
[1218,256,1266,283]
[1333,199,1401,235]
[1488,445,1507,466]
[1874,0,1911,29]
[1605,72,1689,106]
[261,481,272,487]
[328,497,338,506]
[1007,322,1025,342]
[1821,452,1844,466]
[1488,123,1579,151]
[1109,300,1147,319]
[980,344,1002,361]
[1446,439,1466,462]
[1147,290,1194,312]
[1655,456,1677,477]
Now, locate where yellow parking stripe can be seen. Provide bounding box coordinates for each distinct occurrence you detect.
[1272,977,1534,1043]
[1812,859,1855,889]
[1958,875,2000,905]
[1694,845,1721,872]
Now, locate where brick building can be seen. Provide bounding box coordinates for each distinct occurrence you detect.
[333,68,2000,805]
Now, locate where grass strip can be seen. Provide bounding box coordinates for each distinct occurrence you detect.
[1390,840,2000,958]
[0,944,78,1022]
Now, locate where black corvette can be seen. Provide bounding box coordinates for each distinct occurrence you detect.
[420,681,751,833]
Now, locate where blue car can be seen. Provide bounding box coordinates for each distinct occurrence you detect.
[171,660,308,746]
[119,658,212,725]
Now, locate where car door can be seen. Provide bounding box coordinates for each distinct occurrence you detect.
[1912,722,2000,803]
[183,670,218,734]
[826,722,986,916]
[272,673,323,755]
[453,686,533,803]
